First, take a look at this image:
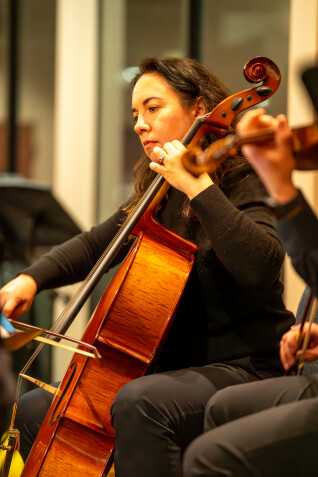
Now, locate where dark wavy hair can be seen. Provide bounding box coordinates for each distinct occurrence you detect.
[124,56,244,217]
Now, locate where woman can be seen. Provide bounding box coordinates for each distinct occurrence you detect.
[0,58,294,476]
[182,109,318,477]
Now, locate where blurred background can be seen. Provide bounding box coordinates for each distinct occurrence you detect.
[0,0,317,384]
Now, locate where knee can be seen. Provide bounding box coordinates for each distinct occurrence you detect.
[183,434,218,477]
[204,387,234,431]
[14,387,54,461]
[111,379,141,417]
[15,389,51,433]
[111,375,176,434]
[183,438,202,477]
[111,377,157,428]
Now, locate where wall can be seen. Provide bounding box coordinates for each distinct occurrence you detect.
[285,0,318,315]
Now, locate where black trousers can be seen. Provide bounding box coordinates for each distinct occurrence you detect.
[110,358,280,477]
[0,348,16,436]
[14,381,58,461]
[183,374,318,477]
[15,358,279,476]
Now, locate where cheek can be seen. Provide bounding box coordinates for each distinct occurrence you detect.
[174,110,194,135]
[173,121,193,141]
[155,109,194,143]
[162,119,191,143]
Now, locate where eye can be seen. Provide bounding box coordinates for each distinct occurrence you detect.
[148,106,158,113]
[133,114,138,123]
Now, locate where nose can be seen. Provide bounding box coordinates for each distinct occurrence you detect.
[134,115,150,135]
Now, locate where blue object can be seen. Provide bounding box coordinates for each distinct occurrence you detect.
[0,313,16,338]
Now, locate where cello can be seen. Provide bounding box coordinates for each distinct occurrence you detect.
[15,56,281,476]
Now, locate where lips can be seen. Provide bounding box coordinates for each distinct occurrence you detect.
[143,140,158,149]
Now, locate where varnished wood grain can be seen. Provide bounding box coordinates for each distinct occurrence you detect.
[22,199,196,476]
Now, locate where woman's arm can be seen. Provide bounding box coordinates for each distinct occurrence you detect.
[0,207,131,319]
[149,137,284,289]
[190,165,285,288]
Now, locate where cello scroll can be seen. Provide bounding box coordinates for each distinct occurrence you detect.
[183,56,281,174]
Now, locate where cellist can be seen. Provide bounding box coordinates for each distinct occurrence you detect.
[183,108,318,477]
[0,58,293,477]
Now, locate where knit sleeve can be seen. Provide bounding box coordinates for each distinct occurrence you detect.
[189,163,285,288]
[22,207,133,292]
[276,190,318,297]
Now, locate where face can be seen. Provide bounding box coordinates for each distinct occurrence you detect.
[132,72,201,161]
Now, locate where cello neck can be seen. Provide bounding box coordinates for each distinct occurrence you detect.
[51,113,211,336]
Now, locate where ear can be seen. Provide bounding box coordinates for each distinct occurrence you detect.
[193,96,206,118]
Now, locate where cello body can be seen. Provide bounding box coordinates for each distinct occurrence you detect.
[21,209,197,476]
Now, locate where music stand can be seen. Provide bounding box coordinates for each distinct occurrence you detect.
[0,173,82,384]
[0,173,81,262]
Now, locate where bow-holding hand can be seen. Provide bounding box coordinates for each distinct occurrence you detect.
[0,274,37,320]
[150,140,213,200]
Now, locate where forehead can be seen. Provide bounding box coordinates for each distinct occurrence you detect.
[132,72,180,108]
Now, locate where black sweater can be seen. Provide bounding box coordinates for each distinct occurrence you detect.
[23,164,294,372]
[276,190,318,298]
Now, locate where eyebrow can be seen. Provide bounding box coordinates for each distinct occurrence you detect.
[132,96,161,113]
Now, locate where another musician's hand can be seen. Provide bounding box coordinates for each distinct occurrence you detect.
[237,108,298,204]
[0,274,37,319]
[297,322,318,362]
[150,140,213,200]
[280,323,318,371]
[280,326,299,371]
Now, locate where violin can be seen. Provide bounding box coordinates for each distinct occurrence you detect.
[182,122,318,175]
[5,56,281,477]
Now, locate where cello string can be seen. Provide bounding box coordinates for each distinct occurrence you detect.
[8,84,274,425]
[9,113,213,425]
[47,113,212,333]
[11,57,281,373]
[16,56,280,475]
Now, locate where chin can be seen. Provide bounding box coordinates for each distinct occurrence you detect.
[147,152,156,161]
